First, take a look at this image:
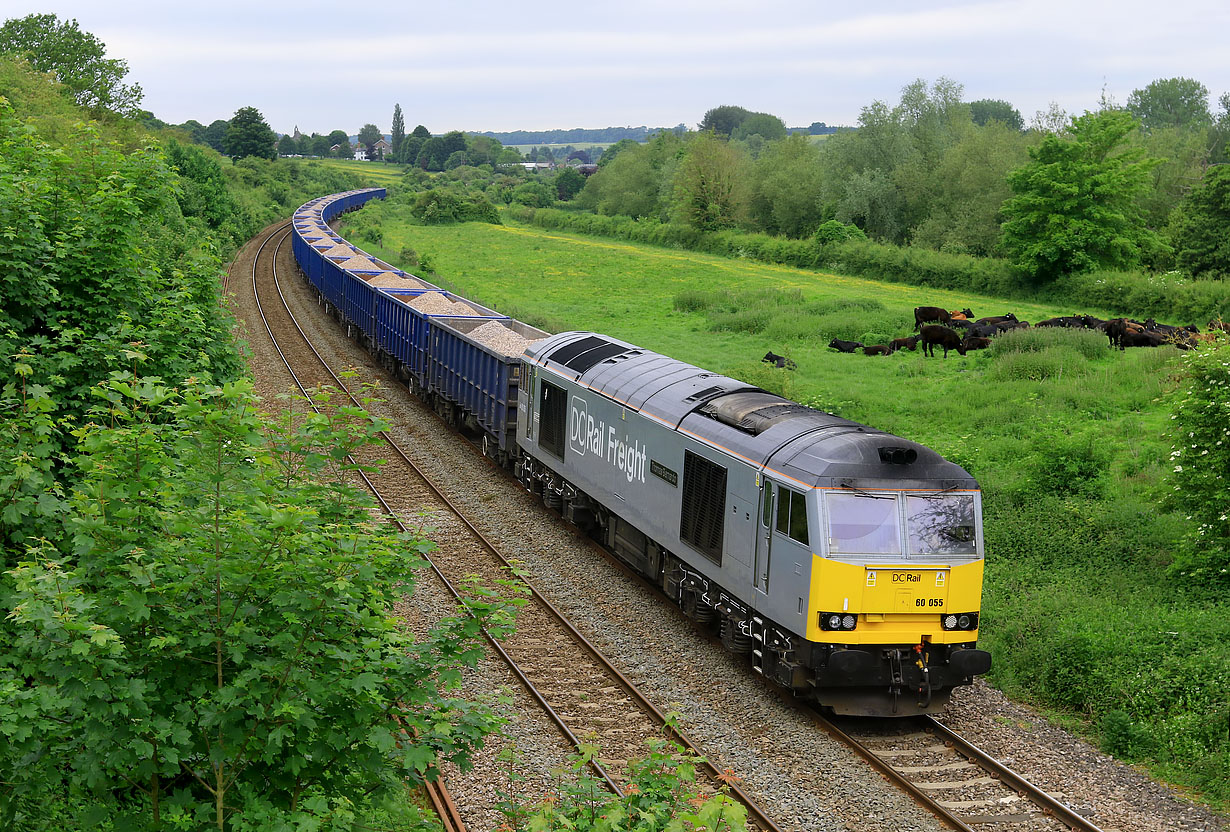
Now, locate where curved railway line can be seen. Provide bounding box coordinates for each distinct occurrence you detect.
[228,216,1180,832]
[246,221,785,831]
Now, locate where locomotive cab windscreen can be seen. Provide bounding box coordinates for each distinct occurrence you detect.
[825,490,981,561]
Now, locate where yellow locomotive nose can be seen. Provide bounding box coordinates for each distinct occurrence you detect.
[807,558,984,645]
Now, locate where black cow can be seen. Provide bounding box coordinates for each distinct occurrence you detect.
[920,325,967,358]
[827,338,863,353]
[974,313,1019,327]
[888,335,920,352]
[762,351,798,370]
[914,306,951,330]
[961,336,992,351]
[1037,316,1085,328]
[862,345,892,356]
[1102,318,1143,349]
[1121,330,1165,349]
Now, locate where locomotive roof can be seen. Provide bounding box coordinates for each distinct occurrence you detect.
[526,331,977,489]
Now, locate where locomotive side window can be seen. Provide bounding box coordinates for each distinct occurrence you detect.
[790,490,809,545]
[538,380,566,459]
[680,450,726,564]
[826,492,902,555]
[906,494,977,556]
[774,486,810,545]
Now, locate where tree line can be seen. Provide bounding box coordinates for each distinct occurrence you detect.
[575,80,1230,281]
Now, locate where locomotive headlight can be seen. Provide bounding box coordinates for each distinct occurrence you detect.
[942,613,978,630]
[841,614,857,630]
[825,614,842,630]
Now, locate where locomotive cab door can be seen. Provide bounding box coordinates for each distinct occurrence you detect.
[754,478,775,594]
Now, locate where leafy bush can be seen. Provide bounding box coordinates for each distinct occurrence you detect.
[812,219,866,245]
[1,379,513,829]
[410,188,501,225]
[1164,340,1230,590]
[1023,429,1110,498]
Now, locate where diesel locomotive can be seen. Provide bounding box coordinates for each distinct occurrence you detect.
[293,189,990,716]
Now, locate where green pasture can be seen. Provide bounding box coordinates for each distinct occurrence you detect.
[304,158,406,186]
[342,212,1229,809]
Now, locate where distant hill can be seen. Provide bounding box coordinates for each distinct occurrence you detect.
[473,125,684,145]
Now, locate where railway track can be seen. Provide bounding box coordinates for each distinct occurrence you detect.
[817,713,1106,832]
[246,221,786,831]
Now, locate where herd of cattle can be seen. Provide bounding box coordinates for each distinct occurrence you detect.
[821,306,1230,359]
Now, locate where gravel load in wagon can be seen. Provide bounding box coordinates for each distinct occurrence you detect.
[336,255,380,271]
[319,244,356,257]
[408,292,477,316]
[366,272,430,289]
[462,320,545,356]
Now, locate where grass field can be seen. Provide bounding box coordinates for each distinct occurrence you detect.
[304,158,406,186]
[341,208,1229,808]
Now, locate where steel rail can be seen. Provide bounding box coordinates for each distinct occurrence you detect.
[925,716,1107,832]
[248,222,471,829]
[806,711,975,832]
[256,221,785,831]
[806,706,1107,832]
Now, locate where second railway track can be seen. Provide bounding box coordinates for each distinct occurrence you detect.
[247,221,786,830]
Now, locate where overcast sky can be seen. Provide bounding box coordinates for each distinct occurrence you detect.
[3,1,1228,136]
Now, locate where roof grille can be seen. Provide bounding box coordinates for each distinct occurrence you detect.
[685,385,727,403]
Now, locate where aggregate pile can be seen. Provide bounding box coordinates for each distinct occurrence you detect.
[408,293,476,316]
[367,272,430,289]
[337,255,380,271]
[465,320,542,356]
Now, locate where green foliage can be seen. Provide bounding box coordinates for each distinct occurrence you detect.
[224,106,276,162]
[553,166,586,201]
[0,13,142,116]
[1,379,511,829]
[390,104,405,161]
[731,112,786,142]
[510,180,556,209]
[1127,77,1212,130]
[1001,109,1167,280]
[405,188,500,225]
[989,327,1109,360]
[1164,340,1230,590]
[498,734,747,832]
[1024,428,1110,497]
[812,219,866,246]
[969,98,1024,130]
[698,105,752,137]
[0,94,242,433]
[1170,163,1230,279]
[747,135,826,238]
[358,123,382,157]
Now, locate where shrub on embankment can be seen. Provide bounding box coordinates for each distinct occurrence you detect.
[509,205,1230,325]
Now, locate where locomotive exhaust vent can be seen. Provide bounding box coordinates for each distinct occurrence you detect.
[878,447,917,465]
